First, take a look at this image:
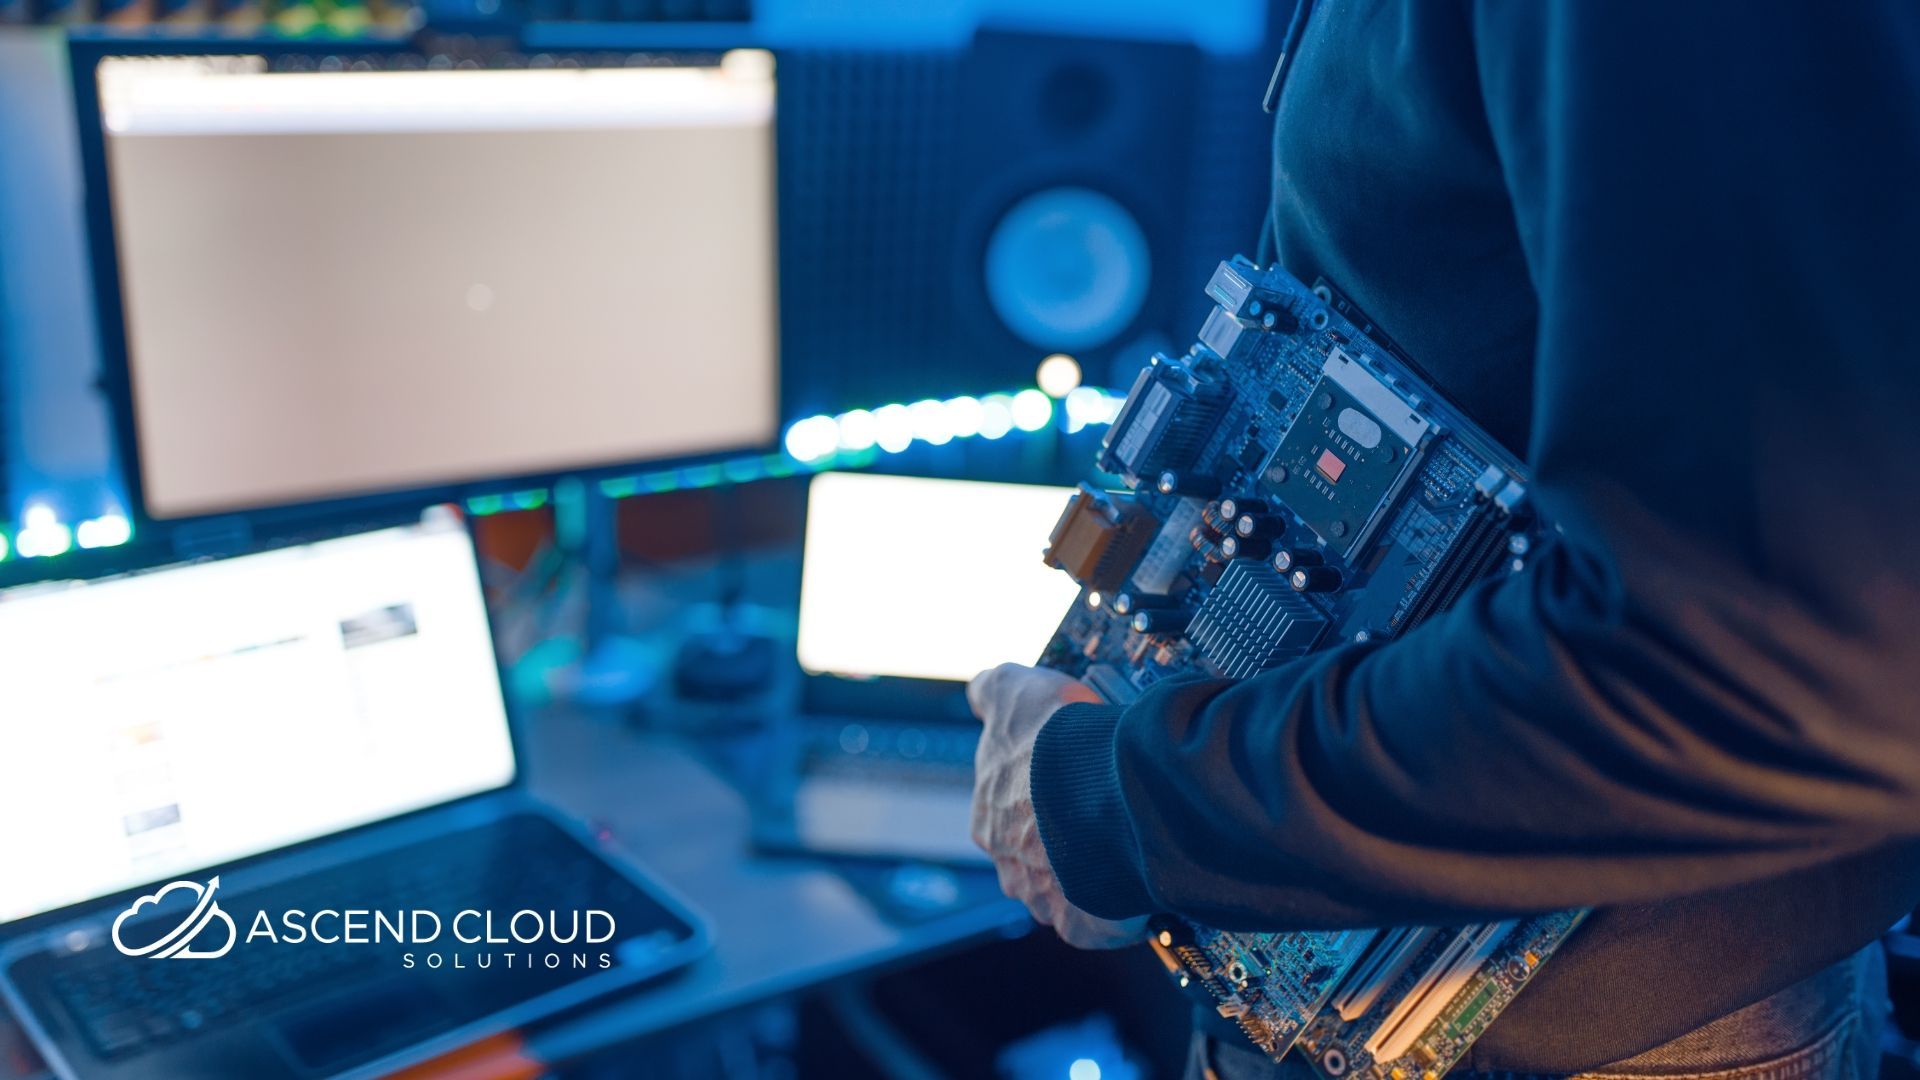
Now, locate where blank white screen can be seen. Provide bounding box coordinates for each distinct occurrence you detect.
[97,56,778,519]
[796,473,1082,684]
[0,513,517,925]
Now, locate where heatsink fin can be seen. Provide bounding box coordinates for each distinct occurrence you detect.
[1187,560,1327,678]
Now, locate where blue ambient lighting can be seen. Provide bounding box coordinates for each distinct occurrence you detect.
[15,505,74,559]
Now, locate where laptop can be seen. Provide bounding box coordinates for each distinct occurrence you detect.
[0,508,708,1079]
[752,473,1082,866]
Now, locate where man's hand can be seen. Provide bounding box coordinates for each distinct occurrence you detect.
[966,662,1149,950]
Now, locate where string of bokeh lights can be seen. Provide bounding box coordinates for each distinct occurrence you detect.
[0,356,1122,560]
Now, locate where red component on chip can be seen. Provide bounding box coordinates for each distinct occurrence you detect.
[1316,448,1347,483]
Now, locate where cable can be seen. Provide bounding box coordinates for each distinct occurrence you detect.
[1260,0,1319,261]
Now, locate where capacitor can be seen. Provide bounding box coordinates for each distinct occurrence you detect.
[1131,609,1194,635]
[1234,514,1286,540]
[1289,565,1342,592]
[1271,547,1324,573]
[1157,470,1223,499]
[1113,591,1179,616]
[1150,916,1195,950]
[1190,534,1227,565]
[1219,534,1272,560]
[1199,507,1233,546]
[1217,497,1268,522]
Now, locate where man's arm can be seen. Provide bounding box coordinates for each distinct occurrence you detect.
[1029,0,1920,931]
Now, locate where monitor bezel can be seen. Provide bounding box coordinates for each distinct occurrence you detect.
[67,35,780,537]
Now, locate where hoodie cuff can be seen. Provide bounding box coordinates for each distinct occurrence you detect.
[1029,702,1156,920]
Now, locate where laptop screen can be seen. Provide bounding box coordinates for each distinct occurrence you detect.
[0,511,517,926]
[796,473,1082,685]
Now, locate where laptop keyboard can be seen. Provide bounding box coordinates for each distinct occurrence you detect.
[50,925,381,1058]
[801,720,977,787]
[45,813,663,1061]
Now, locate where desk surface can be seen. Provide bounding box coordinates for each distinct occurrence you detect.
[513,705,1027,1063]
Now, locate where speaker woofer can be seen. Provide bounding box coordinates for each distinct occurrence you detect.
[983,186,1151,352]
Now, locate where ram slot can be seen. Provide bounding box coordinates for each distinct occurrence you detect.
[1397,503,1508,635]
[1329,926,1442,1022]
[1364,920,1519,1063]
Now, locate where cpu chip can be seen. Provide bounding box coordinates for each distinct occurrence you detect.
[1262,350,1429,560]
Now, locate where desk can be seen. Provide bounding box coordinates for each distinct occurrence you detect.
[0,540,1030,1076]
[483,542,1033,1060]
[0,704,1027,1080]
[491,705,1027,1065]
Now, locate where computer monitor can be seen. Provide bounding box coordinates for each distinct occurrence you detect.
[0,509,517,926]
[796,472,1082,686]
[87,51,779,522]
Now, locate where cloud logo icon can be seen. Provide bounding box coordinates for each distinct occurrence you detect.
[111,877,236,960]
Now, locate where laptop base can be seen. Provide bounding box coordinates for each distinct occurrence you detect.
[2,808,705,1080]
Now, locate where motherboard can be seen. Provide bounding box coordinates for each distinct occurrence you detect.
[1035,258,1587,1078]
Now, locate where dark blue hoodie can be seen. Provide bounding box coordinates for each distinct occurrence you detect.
[1031,1,1920,1068]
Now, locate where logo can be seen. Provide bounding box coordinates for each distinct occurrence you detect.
[112,877,236,959]
[104,874,618,972]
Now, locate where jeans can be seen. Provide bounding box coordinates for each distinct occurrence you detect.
[1186,945,1887,1080]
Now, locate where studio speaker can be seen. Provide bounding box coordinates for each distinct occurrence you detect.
[777,30,1272,414]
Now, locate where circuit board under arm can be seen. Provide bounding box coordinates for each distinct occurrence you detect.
[1035,258,1587,1078]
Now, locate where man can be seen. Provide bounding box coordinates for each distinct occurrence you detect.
[969,2,1920,1076]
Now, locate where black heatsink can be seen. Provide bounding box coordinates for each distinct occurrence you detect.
[1188,559,1327,678]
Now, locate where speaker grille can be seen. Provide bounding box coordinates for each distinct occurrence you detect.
[1170,51,1275,360]
[777,48,967,414]
[776,40,1274,415]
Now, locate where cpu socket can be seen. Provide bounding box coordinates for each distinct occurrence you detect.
[1260,350,1430,561]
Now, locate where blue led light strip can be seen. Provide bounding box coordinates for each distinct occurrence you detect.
[0,387,1128,546]
[463,384,1126,517]
[3,504,132,561]
[0,383,1125,553]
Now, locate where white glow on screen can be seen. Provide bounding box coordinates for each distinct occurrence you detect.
[0,516,516,925]
[99,54,775,135]
[95,54,778,519]
[796,473,1079,683]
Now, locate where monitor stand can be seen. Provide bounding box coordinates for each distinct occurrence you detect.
[544,477,778,711]
[552,477,660,708]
